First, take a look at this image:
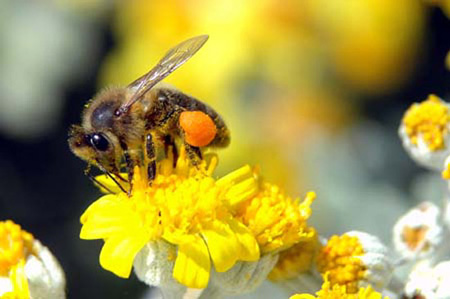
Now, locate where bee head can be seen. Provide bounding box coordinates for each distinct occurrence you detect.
[68,125,121,173]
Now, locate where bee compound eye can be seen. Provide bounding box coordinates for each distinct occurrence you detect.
[90,133,110,152]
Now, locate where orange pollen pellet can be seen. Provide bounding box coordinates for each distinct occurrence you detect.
[179,111,217,147]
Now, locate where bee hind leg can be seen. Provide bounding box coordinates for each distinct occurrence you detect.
[184,142,202,166]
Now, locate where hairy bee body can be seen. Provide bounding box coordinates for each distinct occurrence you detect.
[69,35,228,190]
[70,84,229,180]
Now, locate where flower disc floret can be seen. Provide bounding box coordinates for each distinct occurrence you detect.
[236,184,316,254]
[317,232,392,294]
[316,235,366,294]
[0,220,33,277]
[1,221,66,298]
[289,274,388,299]
[401,95,450,151]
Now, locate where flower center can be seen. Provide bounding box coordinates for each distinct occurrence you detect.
[126,149,235,241]
[402,95,449,151]
[316,235,366,294]
[0,221,33,276]
[402,226,429,251]
[236,186,316,254]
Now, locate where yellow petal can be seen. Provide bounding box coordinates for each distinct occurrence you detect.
[80,200,142,240]
[216,165,253,187]
[99,235,149,278]
[80,194,120,224]
[227,219,260,262]
[201,221,241,273]
[10,259,30,299]
[227,177,259,207]
[173,236,210,289]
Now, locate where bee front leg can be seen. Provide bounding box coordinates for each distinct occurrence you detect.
[123,151,134,195]
[146,133,156,183]
[119,140,136,195]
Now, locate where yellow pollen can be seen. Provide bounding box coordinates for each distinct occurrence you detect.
[0,220,34,276]
[402,95,449,151]
[236,186,316,254]
[290,273,388,299]
[316,235,366,294]
[402,226,429,251]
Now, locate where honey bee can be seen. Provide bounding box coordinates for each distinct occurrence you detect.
[68,35,230,192]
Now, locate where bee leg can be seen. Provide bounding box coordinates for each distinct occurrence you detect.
[84,166,114,193]
[146,133,156,183]
[184,142,202,166]
[91,162,127,194]
[164,135,178,167]
[118,140,135,195]
[123,151,134,195]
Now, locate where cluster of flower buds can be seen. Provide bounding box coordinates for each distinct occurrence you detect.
[399,95,450,171]
[285,94,450,299]
[395,94,450,299]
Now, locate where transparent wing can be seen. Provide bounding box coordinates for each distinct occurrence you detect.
[118,35,209,114]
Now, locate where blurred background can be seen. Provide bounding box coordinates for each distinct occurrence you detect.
[0,0,449,298]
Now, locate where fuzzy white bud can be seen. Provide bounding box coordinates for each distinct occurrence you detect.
[393,202,444,260]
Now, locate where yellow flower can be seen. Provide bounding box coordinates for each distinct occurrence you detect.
[235,183,316,254]
[316,232,392,294]
[289,274,388,299]
[316,234,365,294]
[268,230,320,281]
[80,148,260,289]
[0,220,32,299]
[401,95,450,152]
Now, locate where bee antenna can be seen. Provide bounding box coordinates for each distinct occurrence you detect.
[104,171,127,194]
[86,172,114,194]
[94,161,128,194]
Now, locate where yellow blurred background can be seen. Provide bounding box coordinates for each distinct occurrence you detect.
[0,0,448,298]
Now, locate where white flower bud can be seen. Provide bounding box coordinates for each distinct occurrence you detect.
[393,202,444,260]
[404,261,450,298]
[133,240,187,297]
[204,253,279,297]
[134,241,279,299]
[26,240,66,299]
[345,231,394,290]
[316,231,393,294]
[398,95,450,171]
[0,230,66,299]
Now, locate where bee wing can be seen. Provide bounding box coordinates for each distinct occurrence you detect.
[119,35,209,114]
